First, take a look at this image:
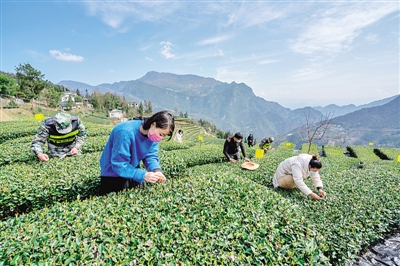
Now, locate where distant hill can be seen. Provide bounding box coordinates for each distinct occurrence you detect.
[312,95,398,117]
[58,72,399,146]
[57,80,97,95]
[279,96,400,148]
[333,95,400,147]
[138,71,221,94]
[59,72,322,140]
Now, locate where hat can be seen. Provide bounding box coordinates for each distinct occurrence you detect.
[241,162,259,170]
[55,113,73,134]
[234,132,243,139]
[270,137,274,142]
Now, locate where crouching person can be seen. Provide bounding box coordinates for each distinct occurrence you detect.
[272,154,326,200]
[99,110,175,195]
[30,112,86,162]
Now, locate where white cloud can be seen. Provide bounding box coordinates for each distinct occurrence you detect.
[159,41,175,59]
[139,44,152,51]
[258,59,279,65]
[365,33,379,44]
[84,1,181,29]
[49,50,84,62]
[197,35,232,46]
[145,56,153,62]
[225,3,284,28]
[292,67,332,81]
[27,50,42,59]
[215,67,251,84]
[83,2,288,33]
[291,3,398,56]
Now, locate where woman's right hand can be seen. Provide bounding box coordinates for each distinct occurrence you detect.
[144,172,161,183]
[309,192,322,200]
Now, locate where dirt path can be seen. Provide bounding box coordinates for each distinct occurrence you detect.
[0,109,13,121]
[0,108,34,122]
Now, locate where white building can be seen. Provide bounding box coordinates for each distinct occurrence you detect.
[127,101,138,108]
[109,109,123,119]
[61,92,77,102]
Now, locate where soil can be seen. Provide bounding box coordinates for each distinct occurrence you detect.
[0,108,34,121]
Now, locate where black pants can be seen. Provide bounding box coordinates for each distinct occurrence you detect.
[100,176,144,195]
[228,152,241,161]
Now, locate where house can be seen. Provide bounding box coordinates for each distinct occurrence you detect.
[126,101,138,108]
[61,92,77,102]
[109,109,123,119]
[58,101,76,110]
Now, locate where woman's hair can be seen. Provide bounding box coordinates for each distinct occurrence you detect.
[309,154,322,169]
[135,110,175,140]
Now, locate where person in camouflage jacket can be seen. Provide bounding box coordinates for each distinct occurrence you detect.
[259,136,274,153]
[30,112,86,162]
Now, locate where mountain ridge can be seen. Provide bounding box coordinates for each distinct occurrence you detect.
[58,71,399,146]
[59,72,396,112]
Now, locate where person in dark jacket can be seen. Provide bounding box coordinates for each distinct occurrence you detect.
[30,112,86,162]
[223,132,250,163]
[247,133,254,147]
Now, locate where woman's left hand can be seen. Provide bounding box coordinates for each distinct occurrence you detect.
[155,172,167,183]
[153,170,166,182]
[244,157,250,162]
[318,189,326,198]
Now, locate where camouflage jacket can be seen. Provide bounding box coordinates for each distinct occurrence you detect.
[259,138,273,150]
[30,116,86,158]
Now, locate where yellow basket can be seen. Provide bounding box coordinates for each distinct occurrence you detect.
[255,149,264,158]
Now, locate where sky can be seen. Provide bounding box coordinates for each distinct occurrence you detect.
[1,0,399,109]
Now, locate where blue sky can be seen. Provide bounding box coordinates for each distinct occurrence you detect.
[1,1,399,109]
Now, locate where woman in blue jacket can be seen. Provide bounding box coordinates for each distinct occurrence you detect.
[100,110,175,195]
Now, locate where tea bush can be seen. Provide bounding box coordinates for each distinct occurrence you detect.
[0,120,399,265]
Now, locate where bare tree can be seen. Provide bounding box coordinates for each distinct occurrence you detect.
[301,110,335,154]
[334,132,347,148]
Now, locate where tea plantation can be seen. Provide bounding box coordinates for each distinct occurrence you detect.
[0,119,399,265]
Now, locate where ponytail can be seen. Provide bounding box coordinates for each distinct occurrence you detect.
[309,154,322,169]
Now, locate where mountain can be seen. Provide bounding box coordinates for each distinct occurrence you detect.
[279,96,400,148]
[333,96,400,147]
[59,72,322,140]
[312,95,398,117]
[137,71,221,94]
[58,80,97,95]
[58,72,399,146]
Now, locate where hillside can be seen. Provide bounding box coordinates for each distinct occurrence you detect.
[59,72,322,140]
[279,96,400,148]
[333,95,400,147]
[0,108,37,121]
[312,95,398,117]
[58,71,399,146]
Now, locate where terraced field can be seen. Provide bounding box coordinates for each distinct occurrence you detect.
[0,119,399,265]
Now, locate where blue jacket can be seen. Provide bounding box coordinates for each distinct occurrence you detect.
[100,120,161,182]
